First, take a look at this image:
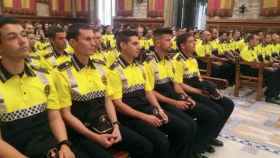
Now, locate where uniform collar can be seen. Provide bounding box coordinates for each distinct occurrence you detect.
[180,51,193,60]
[118,56,138,68]
[71,55,94,71]
[54,49,68,57]
[0,61,36,83]
[153,47,170,62]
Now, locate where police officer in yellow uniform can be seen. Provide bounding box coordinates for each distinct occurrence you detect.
[0,17,76,158]
[54,24,153,158]
[214,32,236,85]
[102,26,116,50]
[40,26,71,70]
[174,32,235,150]
[91,29,119,67]
[144,28,222,158]
[108,30,192,158]
[240,34,280,104]
[25,33,50,69]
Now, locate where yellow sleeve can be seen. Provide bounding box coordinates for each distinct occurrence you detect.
[103,68,114,97]
[172,59,184,84]
[143,66,153,92]
[240,48,254,62]
[105,50,119,67]
[195,44,205,57]
[144,61,156,90]
[46,70,62,110]
[107,69,123,100]
[52,69,72,108]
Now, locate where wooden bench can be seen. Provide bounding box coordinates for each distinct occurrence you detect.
[234,58,272,101]
[198,56,229,89]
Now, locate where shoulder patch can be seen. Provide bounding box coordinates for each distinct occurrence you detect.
[57,61,72,71]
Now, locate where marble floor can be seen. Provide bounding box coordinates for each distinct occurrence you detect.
[207,86,280,158]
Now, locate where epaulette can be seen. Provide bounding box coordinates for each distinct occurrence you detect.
[30,65,49,74]
[92,58,106,65]
[145,53,155,62]
[109,61,120,70]
[57,61,72,71]
[174,53,186,61]
[173,53,181,60]
[43,52,55,59]
[29,54,41,60]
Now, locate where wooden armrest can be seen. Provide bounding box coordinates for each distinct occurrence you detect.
[201,75,229,89]
[240,61,272,68]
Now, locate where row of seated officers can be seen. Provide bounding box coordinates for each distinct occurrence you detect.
[0,17,235,158]
[32,24,280,104]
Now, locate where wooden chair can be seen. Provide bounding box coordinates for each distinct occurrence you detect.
[197,56,229,89]
[234,57,272,101]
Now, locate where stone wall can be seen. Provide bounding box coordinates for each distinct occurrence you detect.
[208,0,280,20]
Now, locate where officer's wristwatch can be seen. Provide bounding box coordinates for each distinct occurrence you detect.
[56,140,72,150]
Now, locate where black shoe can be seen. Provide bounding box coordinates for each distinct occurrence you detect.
[211,138,224,147]
[192,153,208,158]
[205,145,215,153]
[266,97,280,105]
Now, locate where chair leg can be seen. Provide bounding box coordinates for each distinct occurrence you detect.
[234,63,240,97]
[256,68,264,101]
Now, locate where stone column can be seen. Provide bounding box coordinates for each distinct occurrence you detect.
[164,0,174,27]
[88,0,97,23]
[0,0,3,15]
[71,0,77,18]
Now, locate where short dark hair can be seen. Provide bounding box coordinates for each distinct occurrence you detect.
[153,28,173,40]
[0,16,18,28]
[246,34,256,42]
[47,26,65,39]
[66,23,91,41]
[0,17,19,42]
[176,33,193,52]
[116,30,138,50]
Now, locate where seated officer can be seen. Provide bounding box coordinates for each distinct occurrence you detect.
[144,28,222,158]
[25,33,50,69]
[174,32,235,149]
[0,17,76,158]
[240,34,280,104]
[40,26,71,70]
[91,29,119,67]
[107,30,192,158]
[54,24,153,158]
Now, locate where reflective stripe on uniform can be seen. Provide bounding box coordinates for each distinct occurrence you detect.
[66,69,80,93]
[0,93,6,113]
[0,103,47,122]
[93,63,107,85]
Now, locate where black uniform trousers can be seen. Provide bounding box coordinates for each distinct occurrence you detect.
[241,64,280,99]
[70,125,153,158]
[184,77,235,138]
[154,82,222,153]
[68,98,154,158]
[1,111,89,158]
[119,89,192,158]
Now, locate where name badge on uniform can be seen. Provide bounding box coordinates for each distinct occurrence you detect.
[44,85,50,96]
